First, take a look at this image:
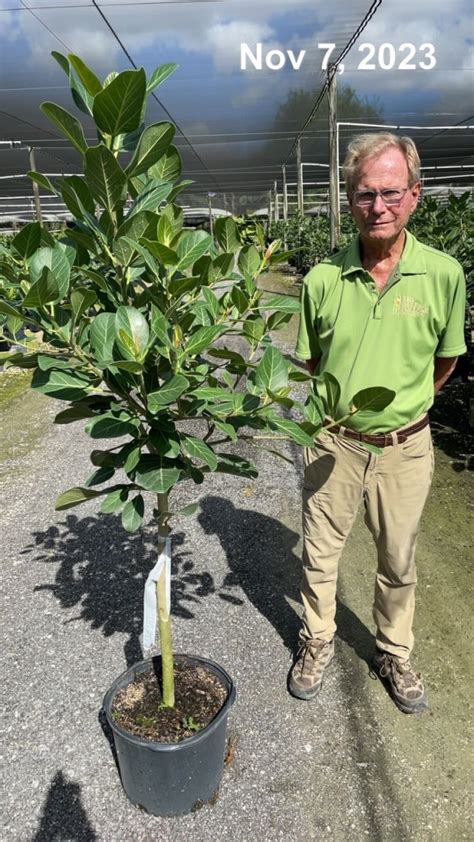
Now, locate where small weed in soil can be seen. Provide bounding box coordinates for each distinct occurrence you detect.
[112,659,227,743]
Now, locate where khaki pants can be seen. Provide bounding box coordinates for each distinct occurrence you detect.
[301,422,434,659]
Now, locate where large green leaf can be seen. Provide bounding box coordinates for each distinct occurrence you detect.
[0,300,23,318]
[116,210,155,242]
[37,355,72,371]
[23,268,62,308]
[260,294,300,313]
[242,316,265,346]
[238,245,261,281]
[304,393,325,427]
[255,346,288,392]
[85,145,126,215]
[70,287,97,321]
[27,171,56,194]
[323,372,341,418]
[52,50,94,115]
[85,466,115,487]
[32,367,94,401]
[101,486,129,513]
[351,387,396,413]
[126,122,175,178]
[176,230,212,271]
[89,312,116,364]
[267,415,315,446]
[148,145,182,183]
[127,180,173,218]
[41,102,88,154]
[93,68,146,135]
[202,287,220,320]
[146,62,178,93]
[161,203,184,237]
[29,244,71,292]
[190,386,233,402]
[182,325,224,358]
[231,285,248,315]
[85,412,139,438]
[169,275,201,298]
[134,456,181,493]
[55,486,103,510]
[214,217,240,252]
[61,176,95,219]
[181,435,218,470]
[148,374,189,411]
[157,213,174,246]
[121,495,145,532]
[68,53,102,96]
[150,306,171,350]
[11,222,42,259]
[115,306,150,360]
[140,238,177,266]
[210,253,235,282]
[149,428,180,458]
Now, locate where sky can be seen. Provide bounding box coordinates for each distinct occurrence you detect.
[0,0,472,208]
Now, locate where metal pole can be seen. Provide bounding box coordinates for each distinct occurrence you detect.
[268,190,273,226]
[282,165,288,249]
[274,179,280,221]
[296,139,304,215]
[28,147,43,224]
[282,165,288,221]
[328,67,340,250]
[208,193,213,236]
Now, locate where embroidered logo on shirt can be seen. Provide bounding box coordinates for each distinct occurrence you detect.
[393,295,429,316]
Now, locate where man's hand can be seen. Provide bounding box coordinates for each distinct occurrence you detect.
[434,356,458,393]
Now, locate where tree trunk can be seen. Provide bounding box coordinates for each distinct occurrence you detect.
[156,492,175,708]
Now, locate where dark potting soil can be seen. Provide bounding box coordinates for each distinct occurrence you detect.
[111,661,227,743]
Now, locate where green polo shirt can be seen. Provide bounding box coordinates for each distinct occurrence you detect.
[295,230,467,433]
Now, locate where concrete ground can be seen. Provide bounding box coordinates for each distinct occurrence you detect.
[1,346,473,841]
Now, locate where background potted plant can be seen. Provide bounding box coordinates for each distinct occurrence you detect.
[0,53,394,816]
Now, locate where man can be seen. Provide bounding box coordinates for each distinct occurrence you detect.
[290,133,466,713]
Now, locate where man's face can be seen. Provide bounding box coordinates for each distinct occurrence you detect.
[349,147,420,245]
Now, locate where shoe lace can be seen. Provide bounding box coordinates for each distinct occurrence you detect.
[378,653,421,687]
[298,639,329,673]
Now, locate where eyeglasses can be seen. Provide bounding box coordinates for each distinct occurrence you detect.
[352,188,409,208]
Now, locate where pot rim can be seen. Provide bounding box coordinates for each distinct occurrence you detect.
[103,653,236,752]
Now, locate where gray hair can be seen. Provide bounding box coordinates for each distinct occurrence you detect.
[342,132,421,196]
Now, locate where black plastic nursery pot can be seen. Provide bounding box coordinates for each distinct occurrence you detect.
[103,654,236,817]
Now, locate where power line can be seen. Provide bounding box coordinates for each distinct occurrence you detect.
[284,0,383,164]
[18,0,70,50]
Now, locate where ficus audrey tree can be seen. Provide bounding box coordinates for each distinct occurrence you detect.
[0,54,394,709]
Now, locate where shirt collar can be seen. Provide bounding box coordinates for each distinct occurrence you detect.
[341,229,427,277]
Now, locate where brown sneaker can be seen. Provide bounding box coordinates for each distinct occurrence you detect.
[372,649,428,714]
[288,638,335,700]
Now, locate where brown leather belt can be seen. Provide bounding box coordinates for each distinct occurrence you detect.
[327,414,429,447]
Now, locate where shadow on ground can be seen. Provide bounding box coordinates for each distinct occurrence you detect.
[32,770,97,841]
[25,497,381,661]
[429,381,473,469]
[23,513,220,666]
[25,500,304,659]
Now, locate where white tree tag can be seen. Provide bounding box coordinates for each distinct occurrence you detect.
[142,537,171,650]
